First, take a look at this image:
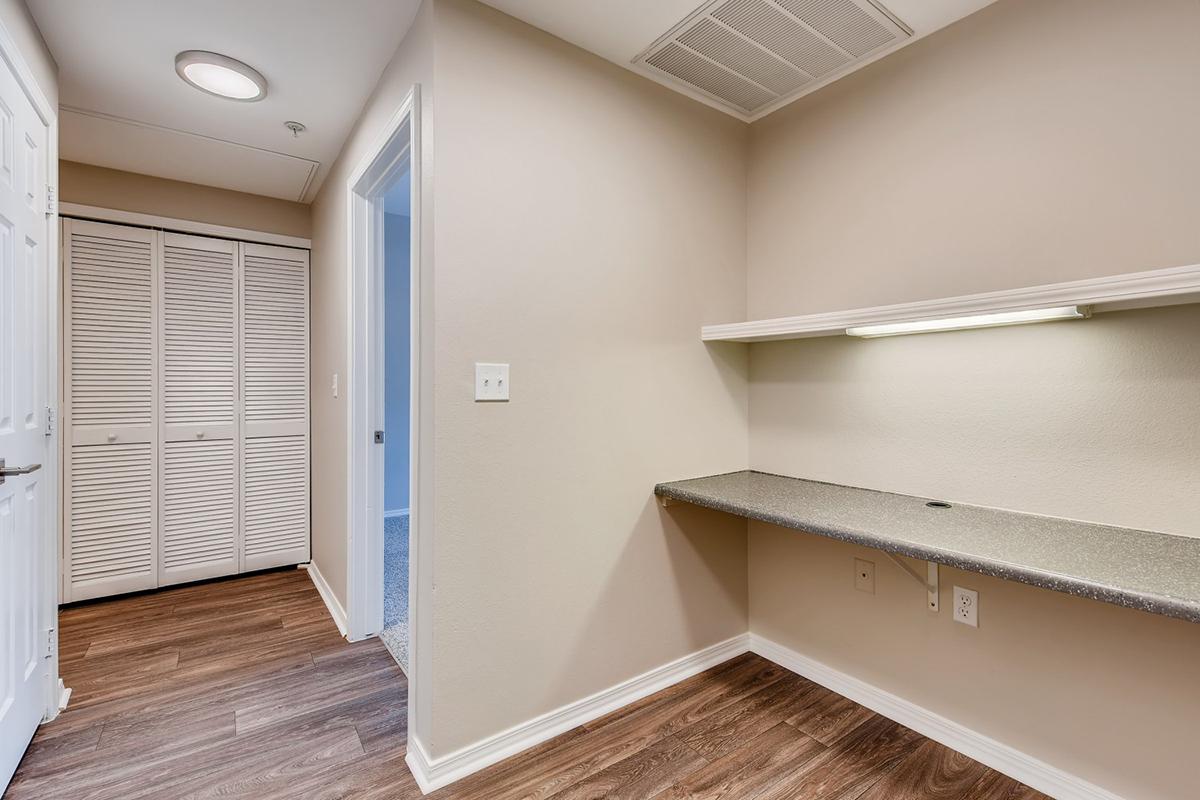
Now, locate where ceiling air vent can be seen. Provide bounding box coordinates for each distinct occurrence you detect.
[635,0,911,119]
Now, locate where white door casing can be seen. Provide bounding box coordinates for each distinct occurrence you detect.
[0,29,52,789]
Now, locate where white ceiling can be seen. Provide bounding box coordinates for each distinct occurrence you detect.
[478,0,999,121]
[28,0,421,203]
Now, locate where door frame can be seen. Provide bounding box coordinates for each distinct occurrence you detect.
[0,16,62,722]
[345,85,425,732]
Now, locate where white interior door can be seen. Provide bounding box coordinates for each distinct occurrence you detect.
[0,44,52,790]
[159,233,239,585]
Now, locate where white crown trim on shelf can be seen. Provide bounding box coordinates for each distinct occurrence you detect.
[703,263,1200,342]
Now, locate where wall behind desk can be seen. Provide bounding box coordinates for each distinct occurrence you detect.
[744,1,1200,797]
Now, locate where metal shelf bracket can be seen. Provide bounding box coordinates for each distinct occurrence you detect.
[885,553,939,612]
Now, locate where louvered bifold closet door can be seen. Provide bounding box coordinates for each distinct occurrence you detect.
[240,242,309,571]
[63,220,158,602]
[159,233,240,585]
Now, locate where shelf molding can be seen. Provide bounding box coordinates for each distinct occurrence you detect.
[703,263,1200,342]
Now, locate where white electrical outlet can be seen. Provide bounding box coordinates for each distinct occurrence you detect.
[854,558,875,594]
[953,586,978,627]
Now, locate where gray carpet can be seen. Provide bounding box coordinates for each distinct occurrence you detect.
[380,513,409,673]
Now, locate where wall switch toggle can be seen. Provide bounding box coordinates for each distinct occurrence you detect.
[475,363,510,401]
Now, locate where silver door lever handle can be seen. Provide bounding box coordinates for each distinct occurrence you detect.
[0,459,42,484]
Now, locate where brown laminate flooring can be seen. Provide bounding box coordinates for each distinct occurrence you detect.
[8,570,1048,800]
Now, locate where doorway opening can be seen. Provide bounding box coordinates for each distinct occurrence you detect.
[380,170,412,671]
[345,85,424,755]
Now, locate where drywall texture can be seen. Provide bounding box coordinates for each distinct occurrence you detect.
[744,1,1200,797]
[0,0,56,107]
[59,161,311,238]
[427,0,749,754]
[747,0,1200,318]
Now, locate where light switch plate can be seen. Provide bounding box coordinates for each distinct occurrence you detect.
[475,363,510,401]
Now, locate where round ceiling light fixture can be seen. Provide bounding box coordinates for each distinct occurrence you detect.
[175,51,267,101]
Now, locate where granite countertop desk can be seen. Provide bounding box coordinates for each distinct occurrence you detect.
[654,470,1200,624]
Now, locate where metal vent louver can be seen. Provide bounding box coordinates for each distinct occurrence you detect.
[637,0,910,118]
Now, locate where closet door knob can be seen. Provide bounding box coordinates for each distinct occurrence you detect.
[107,433,117,443]
[196,431,205,439]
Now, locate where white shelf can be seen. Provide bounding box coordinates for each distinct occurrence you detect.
[702,264,1200,343]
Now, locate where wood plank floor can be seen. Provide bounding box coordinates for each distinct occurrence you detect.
[8,570,1048,800]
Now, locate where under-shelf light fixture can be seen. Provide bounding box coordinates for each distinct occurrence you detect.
[845,305,1089,338]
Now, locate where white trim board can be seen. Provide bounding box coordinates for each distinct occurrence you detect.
[405,634,751,793]
[703,263,1200,342]
[300,562,348,638]
[405,630,1127,798]
[59,202,311,249]
[749,634,1126,800]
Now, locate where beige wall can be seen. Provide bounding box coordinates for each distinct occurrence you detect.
[747,0,1200,318]
[313,0,1199,792]
[427,0,749,753]
[309,0,750,758]
[59,161,311,238]
[0,0,56,108]
[745,1,1200,798]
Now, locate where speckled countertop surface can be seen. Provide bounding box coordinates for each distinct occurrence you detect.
[655,470,1200,624]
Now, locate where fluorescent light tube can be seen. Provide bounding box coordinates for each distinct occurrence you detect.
[845,306,1088,338]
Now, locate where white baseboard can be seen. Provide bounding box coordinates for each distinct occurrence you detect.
[405,735,437,795]
[748,633,1125,800]
[403,630,1123,799]
[384,508,410,519]
[301,562,348,638]
[405,633,751,793]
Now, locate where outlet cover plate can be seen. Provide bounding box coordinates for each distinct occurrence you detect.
[954,586,978,627]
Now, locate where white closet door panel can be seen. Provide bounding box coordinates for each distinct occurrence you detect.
[241,243,308,437]
[161,233,237,441]
[240,242,308,570]
[159,232,240,584]
[65,220,156,443]
[67,442,156,601]
[160,439,237,585]
[64,220,159,602]
[242,435,309,570]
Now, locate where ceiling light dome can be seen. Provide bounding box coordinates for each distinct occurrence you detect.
[175,51,267,101]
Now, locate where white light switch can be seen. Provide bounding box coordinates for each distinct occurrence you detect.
[475,363,509,401]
